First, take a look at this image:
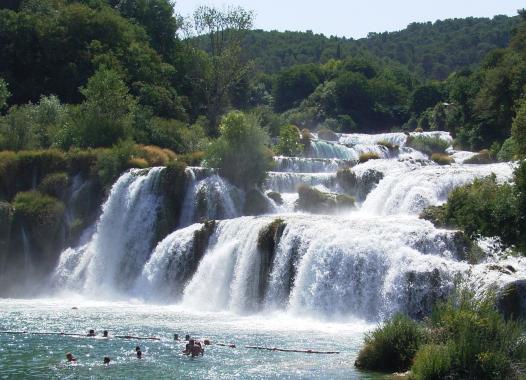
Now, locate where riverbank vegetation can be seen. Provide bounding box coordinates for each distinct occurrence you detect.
[356,293,526,379]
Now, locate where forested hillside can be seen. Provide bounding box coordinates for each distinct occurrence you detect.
[238,16,521,79]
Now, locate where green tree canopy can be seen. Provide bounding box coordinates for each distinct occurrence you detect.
[204,111,273,188]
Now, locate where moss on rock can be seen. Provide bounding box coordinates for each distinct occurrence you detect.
[38,172,70,200]
[420,205,448,228]
[317,128,339,141]
[266,191,283,205]
[296,185,355,214]
[244,189,272,216]
[464,149,494,164]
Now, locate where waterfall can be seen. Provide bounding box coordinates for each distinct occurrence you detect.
[50,130,525,322]
[53,167,164,296]
[179,173,243,227]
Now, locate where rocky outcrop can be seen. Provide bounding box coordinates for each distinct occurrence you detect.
[244,189,272,215]
[496,280,526,320]
[257,219,286,302]
[295,185,355,214]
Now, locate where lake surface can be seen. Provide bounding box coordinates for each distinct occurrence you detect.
[0,299,383,379]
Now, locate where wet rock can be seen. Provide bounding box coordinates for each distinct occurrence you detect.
[317,128,339,141]
[496,280,526,320]
[266,191,283,205]
[295,185,355,214]
[244,189,272,216]
[419,205,447,228]
[257,219,286,302]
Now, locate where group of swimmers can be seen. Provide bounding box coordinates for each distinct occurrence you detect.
[64,330,215,364]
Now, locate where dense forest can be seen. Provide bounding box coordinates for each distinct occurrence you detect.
[239,16,521,78]
[1,0,526,256]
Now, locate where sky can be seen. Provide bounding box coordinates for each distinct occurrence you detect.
[176,0,524,39]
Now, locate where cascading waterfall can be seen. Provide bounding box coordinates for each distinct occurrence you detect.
[52,130,526,321]
[53,167,164,296]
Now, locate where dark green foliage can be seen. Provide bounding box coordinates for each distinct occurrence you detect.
[275,124,303,156]
[12,191,65,259]
[0,78,10,111]
[38,172,69,200]
[425,293,526,380]
[94,140,138,187]
[405,135,449,155]
[295,185,355,214]
[411,344,454,380]
[0,201,13,258]
[273,64,322,112]
[445,175,521,248]
[355,314,423,372]
[357,293,526,379]
[420,205,447,228]
[205,111,274,189]
[512,100,526,157]
[72,68,137,148]
[409,84,444,114]
[239,16,519,79]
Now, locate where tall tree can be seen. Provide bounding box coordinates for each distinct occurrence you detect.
[191,5,254,133]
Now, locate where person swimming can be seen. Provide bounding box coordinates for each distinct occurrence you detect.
[135,345,141,352]
[137,350,142,359]
[102,330,108,338]
[66,352,77,362]
[103,356,111,365]
[87,329,96,337]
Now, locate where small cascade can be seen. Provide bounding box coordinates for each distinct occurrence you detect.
[265,172,337,193]
[179,173,243,227]
[308,140,391,161]
[48,129,524,322]
[274,156,351,173]
[362,162,515,215]
[135,223,204,301]
[53,167,164,295]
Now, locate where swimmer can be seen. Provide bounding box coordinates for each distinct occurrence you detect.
[137,350,142,359]
[102,330,108,338]
[135,345,141,352]
[66,352,77,362]
[185,334,190,341]
[87,329,96,337]
[103,356,111,365]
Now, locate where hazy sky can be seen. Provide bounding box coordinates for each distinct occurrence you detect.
[176,0,524,39]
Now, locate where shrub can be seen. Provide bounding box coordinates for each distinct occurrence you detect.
[445,176,519,247]
[128,157,149,169]
[12,191,65,252]
[464,149,494,164]
[177,151,205,166]
[429,293,525,380]
[431,153,454,165]
[355,314,423,372]
[359,152,380,163]
[137,145,174,166]
[65,149,100,177]
[420,205,447,228]
[497,137,518,161]
[411,344,453,380]
[317,127,339,141]
[38,172,70,200]
[276,124,303,156]
[406,135,450,155]
[95,140,138,187]
[205,111,274,188]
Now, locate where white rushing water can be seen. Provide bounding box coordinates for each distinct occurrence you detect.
[50,131,524,321]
